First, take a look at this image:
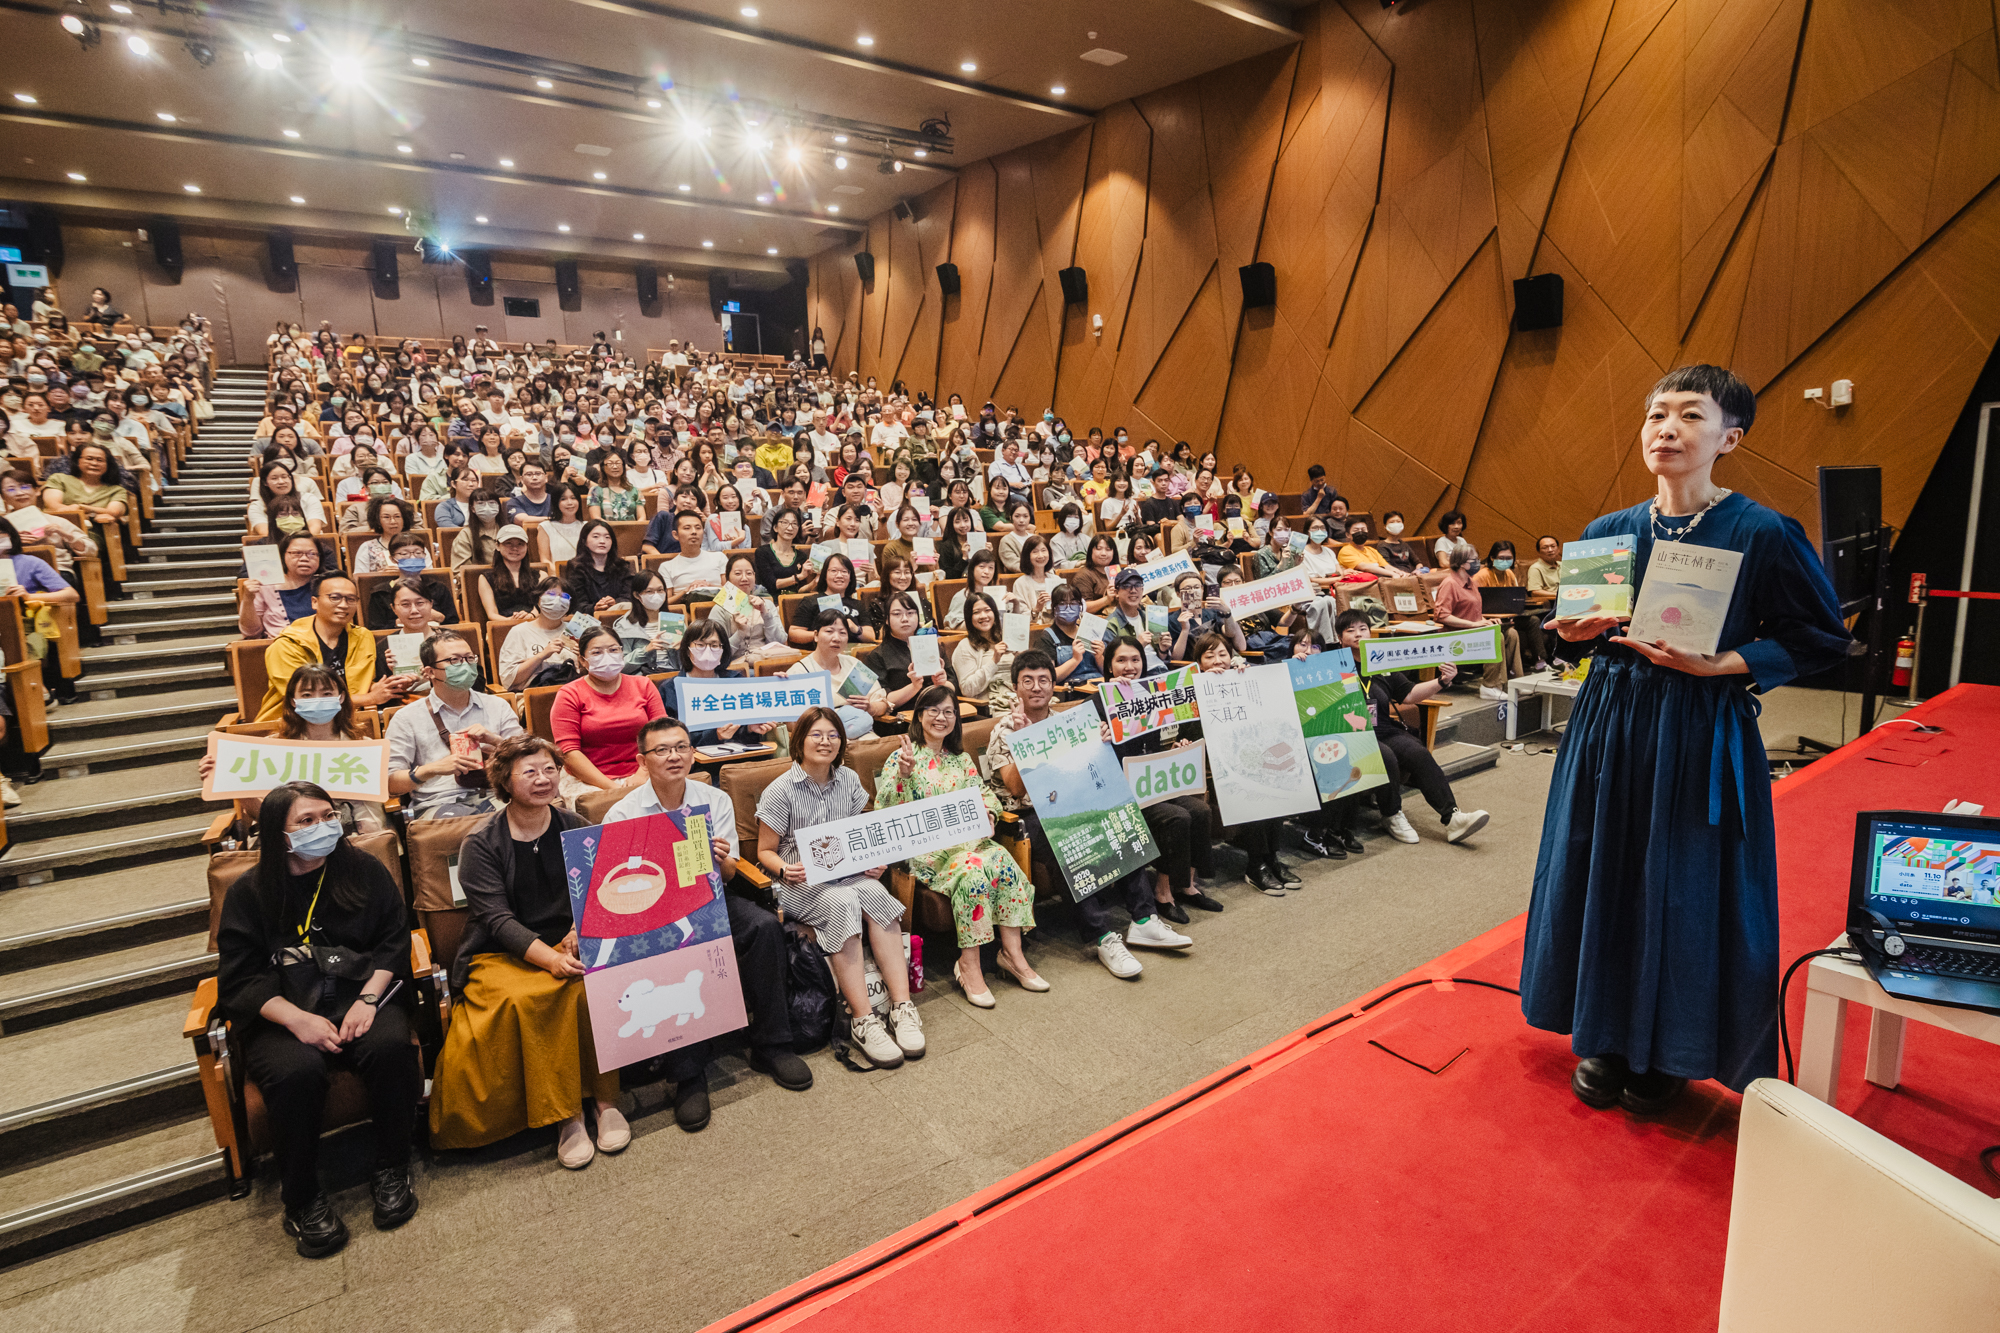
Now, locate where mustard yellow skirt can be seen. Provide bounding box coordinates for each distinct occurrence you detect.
[428,952,621,1149]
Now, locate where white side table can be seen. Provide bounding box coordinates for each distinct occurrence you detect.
[1504,671,1580,741]
[1795,934,2000,1104]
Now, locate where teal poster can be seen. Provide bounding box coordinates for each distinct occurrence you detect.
[1007,710,1159,901]
[1288,650,1388,801]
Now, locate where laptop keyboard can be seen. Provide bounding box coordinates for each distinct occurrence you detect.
[1896,944,2000,980]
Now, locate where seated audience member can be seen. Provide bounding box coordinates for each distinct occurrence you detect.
[40,438,128,536]
[1299,463,1337,518]
[944,547,1004,629]
[1526,534,1562,608]
[449,488,506,567]
[537,483,587,562]
[658,510,725,607]
[499,577,581,690]
[385,631,523,819]
[1373,510,1424,573]
[562,519,634,616]
[1432,544,1521,700]
[1184,632,1297,895]
[214,783,419,1257]
[1474,539,1548,671]
[504,459,555,522]
[1070,533,1121,614]
[714,552,790,660]
[878,684,1043,1005]
[1335,517,1400,577]
[429,737,630,1169]
[614,570,680,673]
[786,552,870,646]
[1319,612,1490,847]
[248,460,328,539]
[667,618,776,749]
[241,535,332,641]
[996,499,1037,573]
[1433,509,1476,569]
[864,591,951,733]
[551,624,664,802]
[202,664,387,835]
[952,593,1016,711]
[373,577,452,685]
[351,498,421,576]
[336,469,402,530]
[431,466,480,528]
[986,652,1173,979]
[364,544,456,630]
[1008,536,1063,620]
[1098,568,1168,675]
[259,574,412,719]
[754,505,817,598]
[2,466,95,574]
[1165,571,1245,661]
[605,719,811,1130]
[475,526,538,623]
[788,609,889,739]
[1032,582,1102,687]
[753,708,924,1069]
[1098,635,1218,924]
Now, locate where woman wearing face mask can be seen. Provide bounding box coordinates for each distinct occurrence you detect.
[429,736,630,1170]
[248,462,329,539]
[449,488,507,568]
[1031,583,1102,687]
[787,610,890,740]
[213,779,417,1256]
[551,625,665,801]
[612,571,680,674]
[626,442,666,497]
[351,498,420,575]
[1372,510,1423,573]
[713,552,789,661]
[498,578,581,690]
[1473,538,1547,672]
[670,620,778,749]
[1431,544,1521,700]
[201,666,387,834]
[362,548,455,632]
[1048,503,1091,568]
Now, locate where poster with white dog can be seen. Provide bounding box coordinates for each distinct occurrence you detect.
[562,809,746,1071]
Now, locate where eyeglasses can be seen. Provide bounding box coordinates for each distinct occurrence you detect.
[317,592,359,605]
[433,654,478,667]
[922,704,958,720]
[641,743,692,758]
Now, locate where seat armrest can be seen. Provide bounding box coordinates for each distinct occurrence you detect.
[184,975,219,1038]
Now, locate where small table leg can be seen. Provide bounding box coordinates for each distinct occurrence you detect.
[1796,986,1847,1103]
[1864,1008,1906,1089]
[1506,686,1520,741]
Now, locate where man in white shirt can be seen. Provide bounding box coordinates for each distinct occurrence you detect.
[660,510,725,604]
[987,438,1032,495]
[869,409,907,454]
[807,414,841,469]
[384,631,523,817]
[604,717,810,1130]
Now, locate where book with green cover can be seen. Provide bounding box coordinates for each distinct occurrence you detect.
[1555,534,1636,620]
[838,657,879,699]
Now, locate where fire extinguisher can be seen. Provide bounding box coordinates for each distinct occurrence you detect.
[1892,635,1915,688]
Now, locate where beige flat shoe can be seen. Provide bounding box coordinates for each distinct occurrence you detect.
[556,1114,594,1169]
[595,1105,631,1154]
[954,960,996,1009]
[995,954,1050,992]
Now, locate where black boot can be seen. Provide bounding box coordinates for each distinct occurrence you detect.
[673,1071,711,1132]
[282,1194,349,1258]
[1619,1068,1688,1115]
[1571,1054,1629,1109]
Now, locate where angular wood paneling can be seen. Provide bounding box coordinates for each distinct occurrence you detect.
[806,0,2000,547]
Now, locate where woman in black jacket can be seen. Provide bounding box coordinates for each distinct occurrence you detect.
[215,781,419,1258]
[560,519,634,616]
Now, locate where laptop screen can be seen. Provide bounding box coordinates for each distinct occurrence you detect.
[1857,813,2000,938]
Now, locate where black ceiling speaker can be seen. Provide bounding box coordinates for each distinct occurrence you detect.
[854,251,875,284]
[1513,273,1564,331]
[370,238,399,299]
[150,218,183,284]
[461,250,494,306]
[893,200,914,222]
[266,231,297,292]
[1238,261,1275,309]
[708,269,730,318]
[635,265,658,307]
[554,259,581,312]
[1058,265,1088,306]
[25,208,63,277]
[936,262,961,296]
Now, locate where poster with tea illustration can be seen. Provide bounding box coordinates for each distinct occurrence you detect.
[1288,650,1388,802]
[1556,534,1636,620]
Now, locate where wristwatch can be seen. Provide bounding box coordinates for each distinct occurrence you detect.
[358,993,384,1007]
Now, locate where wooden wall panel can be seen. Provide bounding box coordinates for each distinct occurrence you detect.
[811,0,2000,553]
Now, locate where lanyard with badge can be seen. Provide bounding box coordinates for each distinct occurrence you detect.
[277,865,373,1012]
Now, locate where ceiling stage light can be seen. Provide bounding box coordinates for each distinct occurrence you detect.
[126,35,150,56]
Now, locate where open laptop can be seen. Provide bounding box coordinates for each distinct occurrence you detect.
[1479,586,1527,616]
[1847,809,2000,1015]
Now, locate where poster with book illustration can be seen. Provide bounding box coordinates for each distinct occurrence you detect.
[1006,711,1158,901]
[1556,534,1636,620]
[1192,664,1319,826]
[1287,650,1388,801]
[1628,543,1742,656]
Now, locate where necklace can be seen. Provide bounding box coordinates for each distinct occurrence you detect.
[1650,488,1730,542]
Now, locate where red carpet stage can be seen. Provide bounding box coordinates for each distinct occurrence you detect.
[709,687,2000,1333]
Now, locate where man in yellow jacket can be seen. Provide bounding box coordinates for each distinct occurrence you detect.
[256,573,413,720]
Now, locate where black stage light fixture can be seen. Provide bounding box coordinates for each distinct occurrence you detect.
[267,231,297,286]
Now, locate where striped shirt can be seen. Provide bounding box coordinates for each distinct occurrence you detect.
[754,763,868,868]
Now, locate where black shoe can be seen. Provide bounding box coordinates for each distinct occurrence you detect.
[1571,1054,1630,1109]
[1157,898,1190,925]
[672,1073,711,1132]
[1178,890,1225,913]
[1338,831,1365,854]
[1619,1068,1688,1115]
[750,1046,814,1091]
[1301,828,1346,859]
[370,1166,419,1231]
[282,1194,349,1259]
[1269,860,1302,887]
[1246,862,1288,897]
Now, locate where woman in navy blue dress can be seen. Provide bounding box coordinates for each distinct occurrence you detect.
[1521,366,1849,1113]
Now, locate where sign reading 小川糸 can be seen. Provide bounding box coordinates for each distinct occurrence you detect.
[793,790,994,887]
[202,734,391,802]
[674,671,832,727]
[1355,626,1503,675]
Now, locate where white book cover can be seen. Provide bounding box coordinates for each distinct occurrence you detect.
[1628,544,1742,656]
[965,530,988,554]
[909,631,942,677]
[244,545,285,584]
[1002,612,1031,651]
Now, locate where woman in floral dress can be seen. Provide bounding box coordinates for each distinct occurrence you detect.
[875,684,1046,1006]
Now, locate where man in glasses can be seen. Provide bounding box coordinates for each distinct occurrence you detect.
[604,717,811,1131]
[257,574,415,720]
[385,632,523,819]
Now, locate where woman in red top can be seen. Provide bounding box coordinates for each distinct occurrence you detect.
[1430,545,1521,699]
[550,625,665,802]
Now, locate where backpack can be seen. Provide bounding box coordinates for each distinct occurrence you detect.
[782,922,838,1055]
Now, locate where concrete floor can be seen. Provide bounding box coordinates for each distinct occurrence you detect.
[0,686,1890,1333]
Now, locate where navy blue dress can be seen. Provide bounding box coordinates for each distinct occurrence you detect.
[1519,492,1849,1090]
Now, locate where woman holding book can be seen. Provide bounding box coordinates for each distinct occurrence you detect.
[713,552,789,661]
[863,592,951,736]
[1521,366,1848,1116]
[952,593,1016,712]
[786,609,888,739]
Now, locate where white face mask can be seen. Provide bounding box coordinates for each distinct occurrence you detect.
[1063,516,1080,532]
[639,591,666,610]
[1385,521,1404,536]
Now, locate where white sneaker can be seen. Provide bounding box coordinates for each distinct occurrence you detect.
[888,1000,926,1058]
[1384,812,1420,843]
[1445,808,1490,844]
[850,1013,904,1069]
[1126,916,1193,950]
[0,778,19,808]
[1479,685,1508,701]
[1096,933,1143,979]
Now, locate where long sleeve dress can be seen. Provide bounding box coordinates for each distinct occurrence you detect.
[873,748,1032,948]
[1519,492,1849,1090]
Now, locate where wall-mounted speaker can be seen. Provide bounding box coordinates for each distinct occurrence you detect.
[708,270,730,318]
[370,238,399,300]
[265,231,297,293]
[151,219,184,284]
[854,251,875,284]
[1058,265,1088,306]
[936,262,961,296]
[554,260,581,312]
[25,209,63,278]
[461,250,494,306]
[1238,261,1275,309]
[1513,273,1564,331]
[636,265,658,307]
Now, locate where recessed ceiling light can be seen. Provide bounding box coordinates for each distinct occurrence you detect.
[66,172,86,181]
[156,112,176,122]
[12,94,35,104]
[388,206,402,214]
[678,183,691,191]
[826,205,840,214]
[475,215,488,223]
[633,232,645,240]
[740,5,758,15]
[396,144,413,153]
[646,99,661,109]
[558,224,571,232]
[766,247,778,255]
[1051,85,1066,95]
[410,57,429,67]
[756,193,772,204]
[745,118,760,128]
[960,62,977,73]
[183,183,201,193]
[913,148,927,158]
[271,32,290,43]
[290,195,305,203]
[701,240,714,248]
[534,78,553,90]
[834,155,847,169]
[108,2,131,11]
[857,35,874,47]
[499,158,514,167]
[252,50,283,71]
[281,127,300,138]
[833,134,847,144]
[448,151,466,161]
[786,146,801,163]
[329,55,363,83]
[126,35,151,56]
[592,171,606,180]
[683,119,707,138]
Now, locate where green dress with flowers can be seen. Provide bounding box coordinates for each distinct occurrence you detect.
[874,748,1032,947]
